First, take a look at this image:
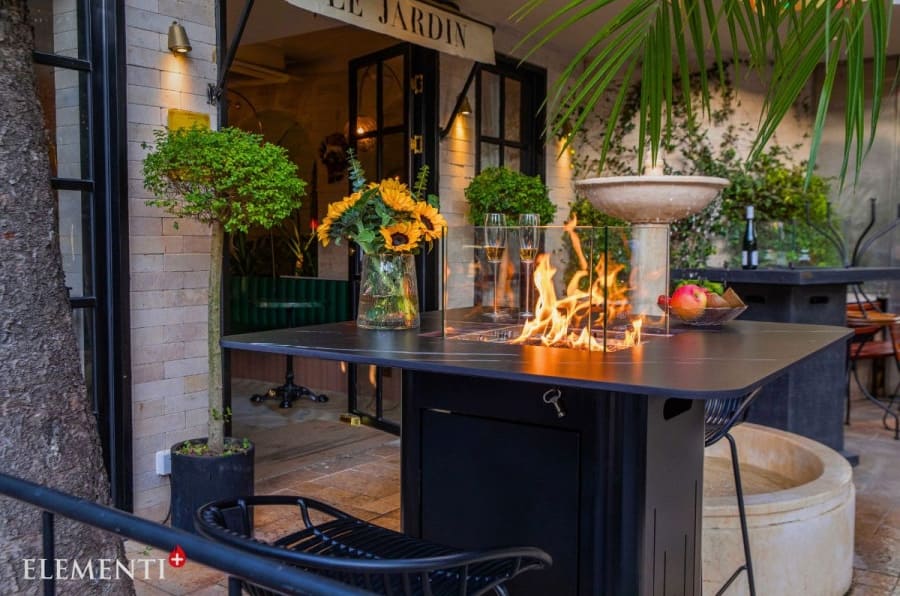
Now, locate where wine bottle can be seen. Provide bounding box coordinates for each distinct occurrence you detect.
[741,205,758,270]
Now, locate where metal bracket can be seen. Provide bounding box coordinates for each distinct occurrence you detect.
[410,135,424,154]
[411,74,424,95]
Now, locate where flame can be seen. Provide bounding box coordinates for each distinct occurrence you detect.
[511,215,642,351]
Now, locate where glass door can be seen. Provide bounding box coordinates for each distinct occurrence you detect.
[346,44,438,434]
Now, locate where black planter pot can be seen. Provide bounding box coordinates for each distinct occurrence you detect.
[169,438,254,534]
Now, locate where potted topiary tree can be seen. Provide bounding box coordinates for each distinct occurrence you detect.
[464,167,556,225]
[142,126,306,532]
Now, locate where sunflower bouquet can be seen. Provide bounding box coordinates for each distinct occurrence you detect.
[318,152,445,329]
[317,152,445,255]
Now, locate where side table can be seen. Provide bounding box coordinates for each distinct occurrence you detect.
[250,300,328,408]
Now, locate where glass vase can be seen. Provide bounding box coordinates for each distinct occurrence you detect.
[357,253,420,330]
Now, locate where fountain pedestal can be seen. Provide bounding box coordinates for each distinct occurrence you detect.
[575,174,729,319]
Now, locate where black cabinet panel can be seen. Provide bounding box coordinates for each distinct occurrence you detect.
[421,409,580,595]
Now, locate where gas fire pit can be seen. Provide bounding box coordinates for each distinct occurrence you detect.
[442,222,665,352]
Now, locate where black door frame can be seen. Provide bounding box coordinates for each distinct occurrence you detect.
[346,43,439,435]
[31,0,132,510]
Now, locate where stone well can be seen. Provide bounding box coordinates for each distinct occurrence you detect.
[703,423,854,596]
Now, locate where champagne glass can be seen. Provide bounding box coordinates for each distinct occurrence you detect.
[518,213,541,318]
[484,213,507,320]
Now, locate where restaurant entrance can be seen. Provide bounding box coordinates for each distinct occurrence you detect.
[221,1,438,433]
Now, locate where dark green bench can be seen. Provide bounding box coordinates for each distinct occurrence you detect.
[229,276,351,333]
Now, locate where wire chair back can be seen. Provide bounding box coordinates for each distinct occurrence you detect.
[196,495,552,596]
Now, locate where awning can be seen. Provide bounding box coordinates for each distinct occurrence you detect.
[284,0,495,64]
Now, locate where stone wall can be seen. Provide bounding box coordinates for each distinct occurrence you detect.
[125,0,217,520]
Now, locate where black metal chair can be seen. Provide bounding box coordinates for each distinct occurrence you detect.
[704,387,763,596]
[196,495,552,596]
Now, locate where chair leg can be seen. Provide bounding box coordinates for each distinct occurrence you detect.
[881,380,900,437]
[716,432,756,596]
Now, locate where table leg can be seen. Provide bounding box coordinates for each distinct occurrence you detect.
[250,354,329,407]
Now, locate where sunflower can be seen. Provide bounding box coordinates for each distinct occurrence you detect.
[412,202,446,241]
[379,178,416,212]
[316,220,332,247]
[326,191,361,221]
[380,221,422,252]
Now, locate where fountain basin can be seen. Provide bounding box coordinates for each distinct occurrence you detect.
[703,423,854,596]
[575,175,729,223]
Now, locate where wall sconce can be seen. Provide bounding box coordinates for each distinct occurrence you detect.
[168,21,192,55]
[459,96,472,116]
[439,64,479,139]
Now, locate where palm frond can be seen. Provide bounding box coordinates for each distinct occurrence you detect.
[513,0,893,188]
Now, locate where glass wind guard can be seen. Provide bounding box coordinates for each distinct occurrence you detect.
[441,225,668,352]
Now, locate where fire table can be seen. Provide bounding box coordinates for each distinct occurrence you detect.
[222,315,849,595]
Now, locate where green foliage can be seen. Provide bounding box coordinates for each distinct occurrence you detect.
[464,167,556,225]
[142,127,306,232]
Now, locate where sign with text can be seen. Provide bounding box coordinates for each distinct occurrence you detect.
[286,0,495,64]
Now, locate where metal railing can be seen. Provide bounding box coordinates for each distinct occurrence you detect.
[0,472,372,596]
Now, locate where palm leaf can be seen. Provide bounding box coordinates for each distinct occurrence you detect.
[512,0,893,188]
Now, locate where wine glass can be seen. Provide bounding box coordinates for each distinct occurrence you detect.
[483,213,507,320]
[517,213,541,318]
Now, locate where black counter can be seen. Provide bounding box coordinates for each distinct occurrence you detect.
[223,317,848,595]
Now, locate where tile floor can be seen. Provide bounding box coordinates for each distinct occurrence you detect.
[130,378,900,595]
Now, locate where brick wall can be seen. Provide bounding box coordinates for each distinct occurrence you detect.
[125,0,217,520]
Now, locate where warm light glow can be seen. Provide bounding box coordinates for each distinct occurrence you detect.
[511,216,642,351]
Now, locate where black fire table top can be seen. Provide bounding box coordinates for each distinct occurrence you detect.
[222,315,850,400]
[673,267,900,286]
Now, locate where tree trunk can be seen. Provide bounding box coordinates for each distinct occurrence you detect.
[0,2,132,594]
[207,222,225,454]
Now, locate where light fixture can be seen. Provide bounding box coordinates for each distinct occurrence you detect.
[439,64,480,139]
[168,21,192,55]
[459,96,472,116]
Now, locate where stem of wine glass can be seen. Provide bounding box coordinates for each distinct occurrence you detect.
[522,260,533,317]
[492,261,500,315]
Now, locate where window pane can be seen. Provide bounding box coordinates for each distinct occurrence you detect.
[504,78,521,142]
[353,64,378,149]
[382,133,406,181]
[59,189,93,296]
[481,143,500,169]
[382,56,405,129]
[29,0,84,59]
[34,64,89,178]
[72,307,95,405]
[481,71,500,138]
[504,147,521,172]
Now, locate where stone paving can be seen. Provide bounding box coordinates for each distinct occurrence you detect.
[130,380,900,595]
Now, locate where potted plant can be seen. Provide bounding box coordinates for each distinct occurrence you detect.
[142,126,306,532]
[464,167,556,225]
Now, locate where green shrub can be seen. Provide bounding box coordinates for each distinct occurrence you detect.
[464,167,556,225]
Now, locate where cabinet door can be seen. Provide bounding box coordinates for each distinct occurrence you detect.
[420,409,580,595]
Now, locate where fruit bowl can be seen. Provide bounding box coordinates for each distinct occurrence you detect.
[669,305,748,326]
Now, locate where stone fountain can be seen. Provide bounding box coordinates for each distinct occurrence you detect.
[575,174,730,316]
